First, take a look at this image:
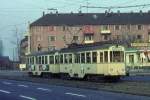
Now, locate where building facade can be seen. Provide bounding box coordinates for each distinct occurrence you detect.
[29,12,150,53]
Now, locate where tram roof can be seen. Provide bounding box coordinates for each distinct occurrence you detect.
[60,42,123,53]
[27,50,59,56]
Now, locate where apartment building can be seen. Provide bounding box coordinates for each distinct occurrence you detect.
[29,12,150,53]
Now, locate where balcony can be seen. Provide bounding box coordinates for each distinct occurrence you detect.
[84,40,94,44]
[101,30,111,34]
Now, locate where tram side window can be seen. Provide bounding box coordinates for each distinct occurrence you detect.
[27,57,30,64]
[64,54,68,63]
[42,56,44,64]
[55,55,59,64]
[86,52,91,63]
[68,54,72,64]
[45,56,48,64]
[39,56,42,64]
[92,52,97,63]
[129,55,134,63]
[32,57,34,64]
[110,51,124,62]
[36,57,38,64]
[75,53,80,63]
[30,57,32,64]
[60,55,63,64]
[104,51,108,62]
[81,53,85,63]
[49,56,54,64]
[100,52,103,63]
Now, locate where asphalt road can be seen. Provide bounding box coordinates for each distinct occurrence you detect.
[121,76,150,82]
[0,79,150,100]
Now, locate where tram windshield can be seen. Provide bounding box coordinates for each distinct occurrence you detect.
[110,51,124,62]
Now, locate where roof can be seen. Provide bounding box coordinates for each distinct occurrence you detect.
[30,12,150,26]
[60,41,123,53]
[28,50,59,56]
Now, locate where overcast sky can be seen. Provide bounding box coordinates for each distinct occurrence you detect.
[1,0,150,60]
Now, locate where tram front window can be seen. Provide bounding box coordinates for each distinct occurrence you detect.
[110,51,124,62]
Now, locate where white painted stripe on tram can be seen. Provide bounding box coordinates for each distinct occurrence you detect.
[0,89,11,94]
[37,87,52,92]
[19,95,36,100]
[18,84,28,88]
[65,92,86,98]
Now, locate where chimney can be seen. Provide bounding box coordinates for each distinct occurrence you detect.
[130,10,134,14]
[139,10,143,15]
[78,10,83,16]
[117,10,120,16]
[43,11,45,16]
[105,10,108,16]
[79,10,82,14]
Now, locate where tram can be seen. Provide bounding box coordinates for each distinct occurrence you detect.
[27,43,126,80]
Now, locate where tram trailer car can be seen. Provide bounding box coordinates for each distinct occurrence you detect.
[27,43,126,80]
[126,48,150,75]
[27,50,60,77]
[59,44,126,80]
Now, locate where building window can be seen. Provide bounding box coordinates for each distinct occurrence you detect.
[148,32,150,42]
[115,25,120,30]
[127,25,130,30]
[102,25,109,30]
[137,35,142,40]
[137,25,142,30]
[84,34,94,41]
[48,26,54,31]
[37,44,42,51]
[62,26,68,31]
[73,36,79,41]
[48,36,56,42]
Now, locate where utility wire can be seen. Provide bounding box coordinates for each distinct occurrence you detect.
[81,3,150,9]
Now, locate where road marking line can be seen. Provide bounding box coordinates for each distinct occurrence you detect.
[65,92,86,98]
[0,89,11,94]
[18,84,28,88]
[2,82,12,85]
[19,95,36,100]
[37,88,51,92]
